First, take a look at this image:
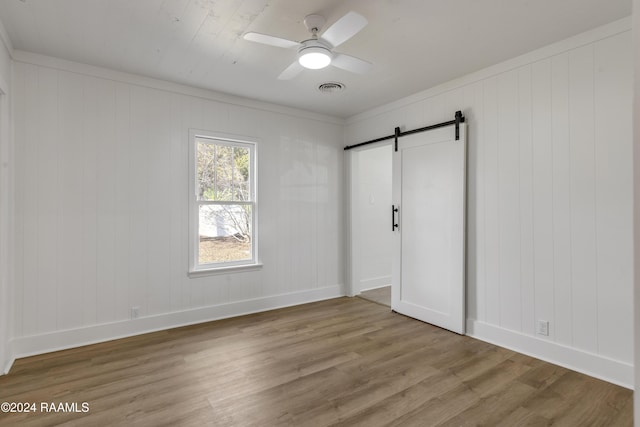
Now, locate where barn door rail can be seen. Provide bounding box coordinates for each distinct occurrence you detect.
[343,110,465,152]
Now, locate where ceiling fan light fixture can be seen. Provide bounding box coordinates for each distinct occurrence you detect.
[298,45,332,69]
[244,11,370,79]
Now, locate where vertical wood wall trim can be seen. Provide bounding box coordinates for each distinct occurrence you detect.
[0,32,12,376]
[632,0,640,417]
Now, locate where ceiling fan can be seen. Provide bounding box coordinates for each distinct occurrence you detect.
[243,11,372,80]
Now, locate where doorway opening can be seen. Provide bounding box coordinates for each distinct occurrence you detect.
[349,143,392,307]
[347,118,467,334]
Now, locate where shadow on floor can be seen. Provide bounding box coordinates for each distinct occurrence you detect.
[357,285,391,307]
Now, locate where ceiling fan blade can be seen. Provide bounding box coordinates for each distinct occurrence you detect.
[320,11,367,48]
[332,53,372,74]
[278,61,304,80]
[243,32,300,49]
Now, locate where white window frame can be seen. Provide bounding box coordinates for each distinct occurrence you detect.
[188,129,260,276]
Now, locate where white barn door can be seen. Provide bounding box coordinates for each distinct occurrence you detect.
[391,124,466,334]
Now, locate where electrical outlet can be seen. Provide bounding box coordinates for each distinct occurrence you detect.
[131,306,140,320]
[536,320,549,336]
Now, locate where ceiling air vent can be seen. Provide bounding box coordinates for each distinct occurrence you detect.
[318,82,346,94]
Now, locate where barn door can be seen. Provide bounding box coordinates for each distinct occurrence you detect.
[391,124,466,334]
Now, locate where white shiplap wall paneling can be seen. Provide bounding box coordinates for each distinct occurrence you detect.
[22,63,40,337]
[497,70,521,333]
[12,56,345,352]
[593,33,632,362]
[482,75,501,327]
[12,59,24,339]
[95,77,118,326]
[550,52,572,346]
[58,71,86,331]
[531,58,556,341]
[517,66,535,337]
[0,40,12,373]
[128,85,151,318]
[569,44,599,354]
[168,92,185,314]
[114,82,132,321]
[36,67,59,334]
[181,95,204,308]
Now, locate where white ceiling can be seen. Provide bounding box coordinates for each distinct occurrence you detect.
[0,0,632,118]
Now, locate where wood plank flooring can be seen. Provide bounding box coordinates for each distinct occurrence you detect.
[0,297,632,426]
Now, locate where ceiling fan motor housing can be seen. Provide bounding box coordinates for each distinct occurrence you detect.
[303,14,326,33]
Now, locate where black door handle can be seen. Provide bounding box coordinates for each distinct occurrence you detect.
[392,205,398,231]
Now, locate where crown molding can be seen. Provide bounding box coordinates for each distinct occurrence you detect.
[12,49,346,126]
[347,16,631,125]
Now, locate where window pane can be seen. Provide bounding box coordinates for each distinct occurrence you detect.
[199,204,252,264]
[214,145,233,200]
[197,141,250,202]
[232,147,250,201]
[196,142,216,201]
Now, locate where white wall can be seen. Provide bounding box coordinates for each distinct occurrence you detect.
[10,51,345,358]
[0,21,13,373]
[351,145,392,293]
[347,19,633,388]
[633,0,640,420]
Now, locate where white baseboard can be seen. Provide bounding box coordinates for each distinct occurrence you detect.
[466,319,633,389]
[2,356,14,375]
[10,285,344,364]
[359,276,392,293]
[2,340,14,375]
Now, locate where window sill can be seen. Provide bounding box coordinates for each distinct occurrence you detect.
[188,263,263,278]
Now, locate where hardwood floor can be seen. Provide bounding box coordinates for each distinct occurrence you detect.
[0,297,632,426]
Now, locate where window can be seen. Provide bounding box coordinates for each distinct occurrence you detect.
[189,130,258,274]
